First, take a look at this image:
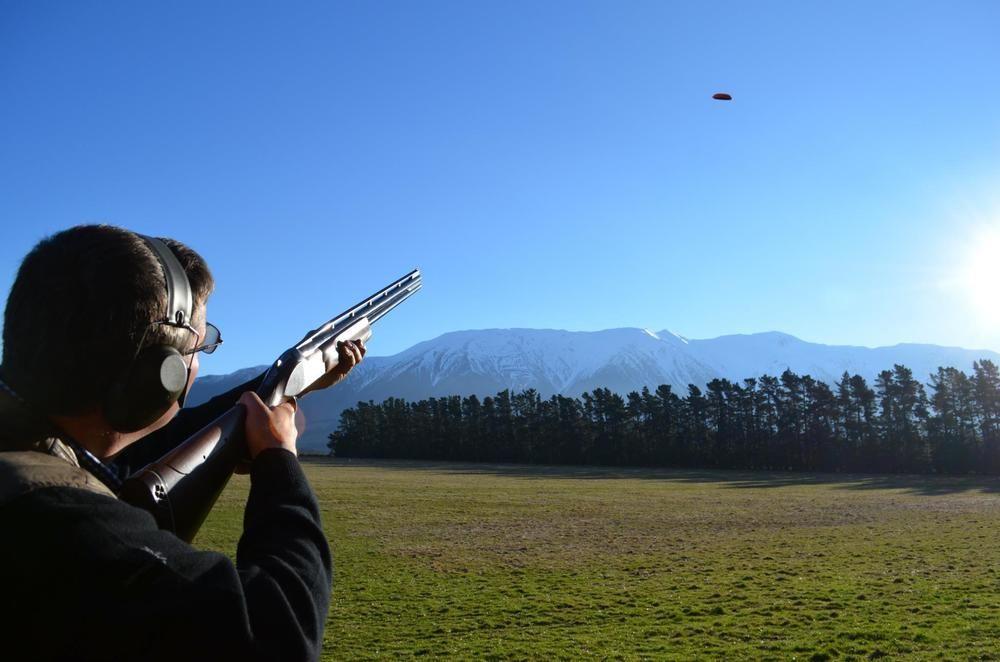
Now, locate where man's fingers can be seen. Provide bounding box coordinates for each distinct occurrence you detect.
[239,391,268,414]
[240,391,277,443]
[240,391,300,459]
[242,390,294,425]
[337,340,360,368]
[347,341,363,364]
[239,391,262,406]
[335,342,351,368]
[274,400,296,419]
[267,400,299,444]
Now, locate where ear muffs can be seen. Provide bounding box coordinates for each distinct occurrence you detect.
[104,345,189,433]
[103,234,195,433]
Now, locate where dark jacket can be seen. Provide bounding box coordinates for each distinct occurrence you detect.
[0,376,332,662]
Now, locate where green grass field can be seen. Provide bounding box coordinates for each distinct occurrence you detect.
[196,459,1000,660]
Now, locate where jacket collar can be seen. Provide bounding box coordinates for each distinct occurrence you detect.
[0,377,122,492]
[0,377,60,451]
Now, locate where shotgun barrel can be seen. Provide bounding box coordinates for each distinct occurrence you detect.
[119,269,422,541]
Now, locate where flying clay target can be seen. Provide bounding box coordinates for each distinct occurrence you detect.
[712,93,733,101]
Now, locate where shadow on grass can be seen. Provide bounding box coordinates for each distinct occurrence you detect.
[302,456,1000,496]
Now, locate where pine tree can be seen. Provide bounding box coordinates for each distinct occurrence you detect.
[973,360,1000,472]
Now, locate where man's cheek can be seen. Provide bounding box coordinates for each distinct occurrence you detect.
[188,355,200,387]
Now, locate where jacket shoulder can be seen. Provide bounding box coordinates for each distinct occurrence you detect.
[0,451,116,505]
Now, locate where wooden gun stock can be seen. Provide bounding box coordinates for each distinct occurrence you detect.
[118,406,246,542]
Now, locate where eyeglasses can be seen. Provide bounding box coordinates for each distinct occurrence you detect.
[182,322,223,356]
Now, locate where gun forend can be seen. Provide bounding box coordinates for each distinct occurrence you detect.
[282,317,373,401]
[256,269,421,407]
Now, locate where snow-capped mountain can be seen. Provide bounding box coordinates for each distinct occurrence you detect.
[187,328,1000,452]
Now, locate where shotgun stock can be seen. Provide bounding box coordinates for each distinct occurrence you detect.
[119,269,422,542]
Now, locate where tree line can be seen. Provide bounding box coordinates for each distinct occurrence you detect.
[328,360,1000,474]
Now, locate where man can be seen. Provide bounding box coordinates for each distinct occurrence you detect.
[0,225,363,661]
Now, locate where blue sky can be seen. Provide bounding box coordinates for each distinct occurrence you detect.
[2,1,1000,375]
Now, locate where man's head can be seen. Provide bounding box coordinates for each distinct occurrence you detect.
[1,225,214,433]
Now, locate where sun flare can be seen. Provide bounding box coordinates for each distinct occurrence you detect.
[961,230,1000,325]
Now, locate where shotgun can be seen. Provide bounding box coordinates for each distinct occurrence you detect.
[119,269,422,541]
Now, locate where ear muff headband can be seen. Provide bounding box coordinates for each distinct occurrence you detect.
[138,235,193,327]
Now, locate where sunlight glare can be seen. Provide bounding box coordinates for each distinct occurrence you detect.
[961,230,1000,325]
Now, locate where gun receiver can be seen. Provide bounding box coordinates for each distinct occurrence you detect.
[119,269,422,542]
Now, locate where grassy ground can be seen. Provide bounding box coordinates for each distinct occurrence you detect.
[196,459,1000,660]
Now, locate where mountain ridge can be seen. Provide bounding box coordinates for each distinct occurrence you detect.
[188,328,1000,452]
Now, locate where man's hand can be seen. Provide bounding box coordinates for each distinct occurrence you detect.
[234,339,363,471]
[239,391,299,459]
[300,339,366,396]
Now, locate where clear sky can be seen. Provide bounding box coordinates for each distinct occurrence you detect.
[2,1,1000,375]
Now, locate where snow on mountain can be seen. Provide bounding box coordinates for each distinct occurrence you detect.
[186,328,1000,452]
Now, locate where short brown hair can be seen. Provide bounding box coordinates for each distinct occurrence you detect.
[1,225,215,416]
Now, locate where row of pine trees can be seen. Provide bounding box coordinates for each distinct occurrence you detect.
[328,360,1000,474]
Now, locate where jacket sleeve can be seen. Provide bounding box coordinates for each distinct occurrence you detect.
[235,449,334,661]
[111,372,266,478]
[4,448,332,662]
